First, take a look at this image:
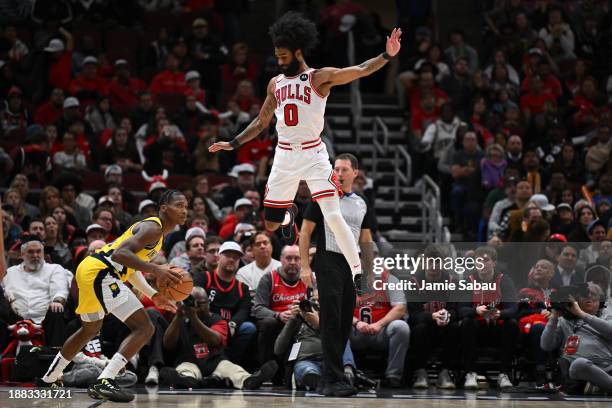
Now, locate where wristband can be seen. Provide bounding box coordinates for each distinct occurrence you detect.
[229,138,241,149]
[382,52,393,61]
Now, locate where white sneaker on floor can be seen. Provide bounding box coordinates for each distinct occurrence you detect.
[413,369,429,388]
[463,372,478,390]
[436,369,455,389]
[498,373,513,389]
[145,366,159,385]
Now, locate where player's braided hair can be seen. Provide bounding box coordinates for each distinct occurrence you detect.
[269,11,318,55]
[157,189,184,209]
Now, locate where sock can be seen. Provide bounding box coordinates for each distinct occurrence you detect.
[42,352,71,383]
[98,353,128,380]
[317,197,361,274]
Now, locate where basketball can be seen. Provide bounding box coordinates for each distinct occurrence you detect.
[160,267,193,301]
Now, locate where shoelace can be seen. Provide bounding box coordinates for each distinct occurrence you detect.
[102,379,121,391]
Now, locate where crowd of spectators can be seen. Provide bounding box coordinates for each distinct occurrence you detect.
[1,0,612,396]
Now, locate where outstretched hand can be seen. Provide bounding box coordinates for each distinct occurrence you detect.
[386,28,402,58]
[208,141,233,153]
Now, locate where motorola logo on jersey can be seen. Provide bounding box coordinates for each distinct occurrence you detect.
[300,73,308,81]
[275,83,312,106]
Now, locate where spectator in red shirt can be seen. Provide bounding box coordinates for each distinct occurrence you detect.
[150,54,188,98]
[229,79,261,113]
[521,59,561,99]
[572,76,604,130]
[34,88,64,127]
[69,56,109,106]
[108,60,147,115]
[45,29,74,92]
[520,75,556,119]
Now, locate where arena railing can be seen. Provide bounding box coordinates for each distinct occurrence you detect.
[347,26,363,146]
[371,116,389,180]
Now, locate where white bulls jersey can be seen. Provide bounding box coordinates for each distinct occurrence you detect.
[273,68,328,144]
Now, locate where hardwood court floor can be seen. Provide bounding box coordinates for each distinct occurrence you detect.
[1,387,612,408]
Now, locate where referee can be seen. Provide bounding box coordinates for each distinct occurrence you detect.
[299,153,375,396]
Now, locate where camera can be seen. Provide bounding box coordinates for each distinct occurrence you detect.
[550,284,590,320]
[183,295,196,307]
[299,299,318,313]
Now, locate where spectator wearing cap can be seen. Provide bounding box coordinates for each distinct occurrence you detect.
[193,241,255,363]
[53,131,87,172]
[150,53,187,98]
[169,227,207,273]
[34,88,65,127]
[85,224,106,244]
[237,232,281,295]
[218,164,257,209]
[185,70,206,104]
[219,198,254,240]
[551,203,576,236]
[1,238,73,346]
[98,164,137,214]
[579,220,608,266]
[108,59,147,114]
[138,199,157,220]
[164,212,209,260]
[233,223,255,244]
[69,56,109,105]
[188,17,227,105]
[1,86,29,134]
[551,244,585,288]
[45,29,74,92]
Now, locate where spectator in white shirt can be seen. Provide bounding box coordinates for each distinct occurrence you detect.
[579,220,607,267]
[237,232,281,295]
[53,131,87,171]
[1,238,73,346]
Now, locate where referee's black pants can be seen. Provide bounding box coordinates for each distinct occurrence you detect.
[314,251,356,383]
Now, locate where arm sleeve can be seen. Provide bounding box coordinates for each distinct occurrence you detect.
[582,314,612,340]
[127,271,158,299]
[252,273,276,320]
[231,283,252,326]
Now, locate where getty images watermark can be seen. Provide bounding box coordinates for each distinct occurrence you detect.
[371,254,495,291]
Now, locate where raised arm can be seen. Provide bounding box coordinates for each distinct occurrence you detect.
[312,28,401,92]
[208,78,277,153]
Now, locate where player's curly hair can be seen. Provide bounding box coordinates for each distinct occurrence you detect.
[157,189,184,208]
[269,11,318,55]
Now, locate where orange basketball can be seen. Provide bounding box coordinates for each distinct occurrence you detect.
[160,267,193,301]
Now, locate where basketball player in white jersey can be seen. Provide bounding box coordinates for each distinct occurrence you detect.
[209,12,401,280]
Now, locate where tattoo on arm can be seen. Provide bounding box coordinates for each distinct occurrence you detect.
[358,54,388,75]
[235,81,276,145]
